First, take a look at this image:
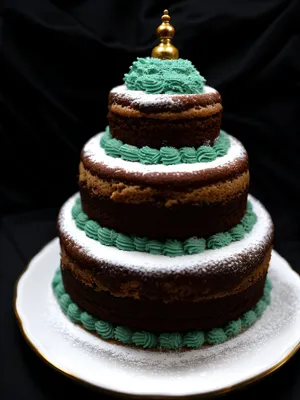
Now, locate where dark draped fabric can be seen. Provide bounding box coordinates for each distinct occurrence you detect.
[1,1,299,399]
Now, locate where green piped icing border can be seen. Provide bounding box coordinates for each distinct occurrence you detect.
[71,199,257,257]
[52,270,272,350]
[100,127,230,165]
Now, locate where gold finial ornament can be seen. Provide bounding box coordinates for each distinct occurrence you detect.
[151,10,179,60]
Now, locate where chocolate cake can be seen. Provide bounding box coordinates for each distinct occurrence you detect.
[53,11,274,350]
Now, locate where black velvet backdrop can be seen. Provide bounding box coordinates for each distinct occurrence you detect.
[1,0,300,399]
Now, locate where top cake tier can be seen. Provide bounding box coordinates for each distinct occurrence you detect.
[108,84,222,149]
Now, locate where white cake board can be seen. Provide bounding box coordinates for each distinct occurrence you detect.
[15,238,300,398]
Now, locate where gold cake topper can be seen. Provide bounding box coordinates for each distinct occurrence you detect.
[151,10,179,60]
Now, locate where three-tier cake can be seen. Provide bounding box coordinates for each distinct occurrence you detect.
[52,10,274,350]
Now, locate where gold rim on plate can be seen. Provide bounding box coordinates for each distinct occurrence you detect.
[13,241,300,399]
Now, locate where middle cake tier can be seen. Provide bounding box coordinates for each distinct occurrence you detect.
[79,131,249,240]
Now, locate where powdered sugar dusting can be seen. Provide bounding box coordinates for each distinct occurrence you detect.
[18,245,300,396]
[58,194,273,278]
[47,266,300,373]
[83,132,246,176]
[110,84,217,108]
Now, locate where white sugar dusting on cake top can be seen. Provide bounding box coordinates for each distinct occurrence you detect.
[110,84,217,108]
[58,193,273,278]
[82,132,246,176]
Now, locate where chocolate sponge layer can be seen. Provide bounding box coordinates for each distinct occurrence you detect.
[108,110,222,148]
[108,85,223,148]
[61,257,269,332]
[80,185,248,240]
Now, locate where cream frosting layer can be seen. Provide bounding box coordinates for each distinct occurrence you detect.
[58,193,273,278]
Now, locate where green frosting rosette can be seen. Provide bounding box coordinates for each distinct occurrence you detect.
[183,237,206,255]
[81,312,97,331]
[67,303,82,323]
[84,220,100,240]
[98,227,118,246]
[75,212,89,230]
[115,233,135,251]
[95,320,114,339]
[224,319,242,338]
[206,328,227,345]
[114,326,133,344]
[124,57,206,95]
[145,240,164,255]
[183,331,205,348]
[132,331,158,349]
[163,239,184,256]
[159,332,183,349]
[59,294,72,314]
[133,236,148,252]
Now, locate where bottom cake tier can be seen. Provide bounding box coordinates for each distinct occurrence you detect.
[52,269,272,349]
[57,193,274,338]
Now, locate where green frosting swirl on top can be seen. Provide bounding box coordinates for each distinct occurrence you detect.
[99,128,231,166]
[52,271,272,350]
[124,57,206,94]
[72,199,257,256]
[138,76,164,94]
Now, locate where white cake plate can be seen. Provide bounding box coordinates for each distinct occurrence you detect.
[14,238,300,398]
